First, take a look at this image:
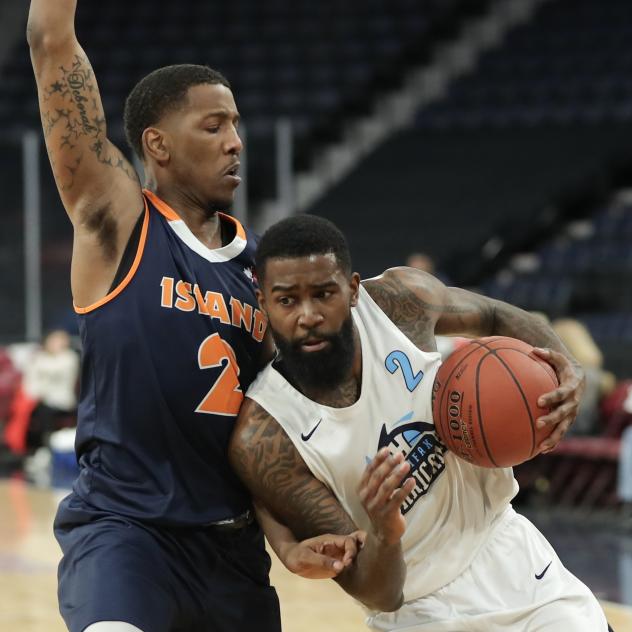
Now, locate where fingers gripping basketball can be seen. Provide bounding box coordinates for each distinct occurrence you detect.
[432,337,559,468]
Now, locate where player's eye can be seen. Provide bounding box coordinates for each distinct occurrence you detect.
[278,296,294,306]
[316,290,333,300]
[206,126,220,134]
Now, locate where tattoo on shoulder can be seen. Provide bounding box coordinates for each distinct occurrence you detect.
[363,275,442,350]
[40,54,137,189]
[232,402,356,538]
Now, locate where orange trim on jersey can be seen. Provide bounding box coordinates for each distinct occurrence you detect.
[218,212,247,241]
[74,198,150,314]
[142,189,246,240]
[143,189,180,221]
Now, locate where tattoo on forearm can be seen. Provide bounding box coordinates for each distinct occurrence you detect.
[233,403,356,539]
[39,54,137,187]
[493,304,565,351]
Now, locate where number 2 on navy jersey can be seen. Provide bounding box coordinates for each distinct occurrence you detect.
[196,333,243,416]
[385,350,423,391]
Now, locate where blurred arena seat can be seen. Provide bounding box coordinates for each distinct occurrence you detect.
[0,0,487,204]
[482,196,632,379]
[416,0,632,130]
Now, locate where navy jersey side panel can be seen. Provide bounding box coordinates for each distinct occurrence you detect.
[73,197,264,525]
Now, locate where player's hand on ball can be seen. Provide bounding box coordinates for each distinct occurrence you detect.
[358,448,415,545]
[531,348,586,453]
[283,531,366,579]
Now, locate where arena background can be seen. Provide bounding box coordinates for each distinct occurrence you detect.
[0,0,631,629]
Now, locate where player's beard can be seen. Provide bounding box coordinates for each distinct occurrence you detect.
[272,314,356,392]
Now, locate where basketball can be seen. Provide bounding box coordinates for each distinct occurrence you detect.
[432,336,559,468]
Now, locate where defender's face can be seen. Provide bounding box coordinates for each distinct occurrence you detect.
[258,254,360,352]
[166,83,242,210]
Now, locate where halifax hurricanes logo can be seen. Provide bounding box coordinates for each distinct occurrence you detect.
[376,411,447,515]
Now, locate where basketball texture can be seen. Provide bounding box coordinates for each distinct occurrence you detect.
[432,336,559,468]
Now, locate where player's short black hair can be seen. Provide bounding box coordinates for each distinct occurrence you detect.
[124,64,231,159]
[256,215,352,285]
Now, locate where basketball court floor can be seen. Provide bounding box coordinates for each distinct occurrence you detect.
[1,477,631,631]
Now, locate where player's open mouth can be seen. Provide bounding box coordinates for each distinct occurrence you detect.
[300,339,328,352]
[223,163,241,183]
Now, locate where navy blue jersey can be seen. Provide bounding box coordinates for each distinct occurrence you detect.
[72,190,266,526]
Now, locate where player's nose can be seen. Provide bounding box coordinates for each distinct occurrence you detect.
[225,126,243,155]
[297,302,324,329]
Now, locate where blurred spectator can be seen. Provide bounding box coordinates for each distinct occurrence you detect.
[23,330,79,450]
[406,251,453,287]
[6,330,79,454]
[406,252,436,274]
[0,348,21,426]
[552,318,616,436]
[601,380,632,439]
[0,349,23,471]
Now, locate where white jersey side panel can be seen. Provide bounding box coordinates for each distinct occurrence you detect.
[248,285,518,601]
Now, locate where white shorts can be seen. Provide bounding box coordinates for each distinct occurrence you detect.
[366,509,608,632]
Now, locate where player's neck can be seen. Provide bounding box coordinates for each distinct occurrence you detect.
[303,371,361,408]
[152,185,225,249]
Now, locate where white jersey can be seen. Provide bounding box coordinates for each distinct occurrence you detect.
[247,285,518,602]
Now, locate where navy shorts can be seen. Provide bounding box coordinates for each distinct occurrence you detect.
[54,494,281,632]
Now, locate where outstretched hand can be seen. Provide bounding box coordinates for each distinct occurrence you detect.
[358,447,415,545]
[283,531,367,579]
[531,348,585,453]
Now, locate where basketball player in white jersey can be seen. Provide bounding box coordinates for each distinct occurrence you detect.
[229,215,612,631]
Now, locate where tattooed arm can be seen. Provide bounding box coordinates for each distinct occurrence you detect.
[27,0,143,308]
[229,398,412,612]
[253,501,366,580]
[364,267,585,449]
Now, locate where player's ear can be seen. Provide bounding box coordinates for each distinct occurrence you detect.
[349,272,361,307]
[143,127,170,165]
[255,288,267,316]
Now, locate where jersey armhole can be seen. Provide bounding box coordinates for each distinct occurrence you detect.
[107,210,145,292]
[74,197,150,314]
[359,283,443,359]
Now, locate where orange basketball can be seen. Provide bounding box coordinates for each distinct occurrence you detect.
[432,336,558,468]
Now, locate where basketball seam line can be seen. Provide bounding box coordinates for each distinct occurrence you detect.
[477,341,558,457]
[475,352,499,468]
[477,342,538,460]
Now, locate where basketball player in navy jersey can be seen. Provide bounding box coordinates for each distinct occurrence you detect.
[229,216,612,631]
[27,2,366,631]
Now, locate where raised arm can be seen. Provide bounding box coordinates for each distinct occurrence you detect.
[229,398,413,612]
[364,267,585,450]
[27,0,143,306]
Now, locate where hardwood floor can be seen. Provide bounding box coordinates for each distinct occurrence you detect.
[0,480,629,632]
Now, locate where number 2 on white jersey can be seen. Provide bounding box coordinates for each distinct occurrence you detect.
[195,333,243,416]
[385,350,424,392]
